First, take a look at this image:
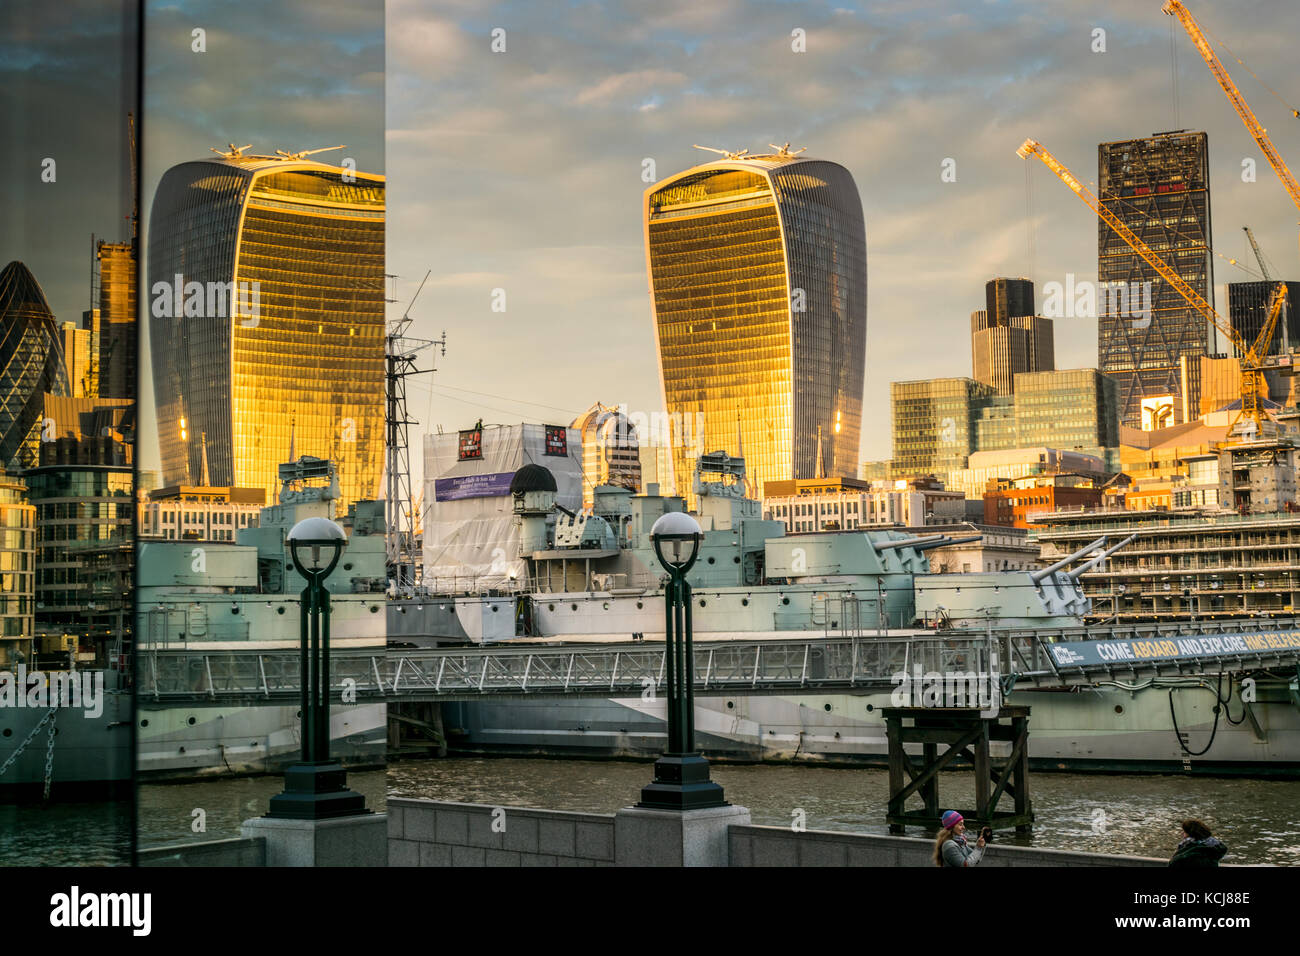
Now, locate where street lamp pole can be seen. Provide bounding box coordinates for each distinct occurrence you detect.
[267,517,369,820]
[637,511,727,811]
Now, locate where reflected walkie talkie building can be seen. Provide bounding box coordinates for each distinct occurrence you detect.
[147,148,385,509]
[643,147,867,502]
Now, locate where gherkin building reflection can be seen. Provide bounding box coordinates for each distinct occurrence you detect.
[0,261,71,468]
[147,151,385,509]
[644,150,867,501]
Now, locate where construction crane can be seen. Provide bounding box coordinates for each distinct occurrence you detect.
[1163,1,1300,223]
[1244,225,1292,361]
[1017,139,1287,434]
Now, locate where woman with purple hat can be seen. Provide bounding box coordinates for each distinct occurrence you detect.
[932,810,986,867]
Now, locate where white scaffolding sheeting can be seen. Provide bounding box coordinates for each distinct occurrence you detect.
[423,424,582,590]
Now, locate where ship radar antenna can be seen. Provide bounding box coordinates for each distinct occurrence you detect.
[768,142,807,158]
[692,144,750,160]
[275,145,347,161]
[210,143,253,159]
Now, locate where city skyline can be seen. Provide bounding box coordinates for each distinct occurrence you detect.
[388,0,1300,474]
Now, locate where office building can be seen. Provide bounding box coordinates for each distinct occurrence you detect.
[148,150,385,510]
[95,239,136,400]
[0,469,35,666]
[0,262,71,468]
[139,483,266,542]
[971,280,1054,395]
[1098,131,1214,428]
[644,148,866,502]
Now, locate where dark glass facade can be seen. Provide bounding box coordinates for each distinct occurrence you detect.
[1098,132,1214,428]
[1228,280,1300,357]
[148,157,385,509]
[644,156,866,499]
[0,262,71,468]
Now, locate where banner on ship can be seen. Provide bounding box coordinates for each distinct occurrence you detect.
[1048,630,1300,668]
[434,471,515,501]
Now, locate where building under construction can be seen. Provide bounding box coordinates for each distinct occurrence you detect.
[1098,131,1214,429]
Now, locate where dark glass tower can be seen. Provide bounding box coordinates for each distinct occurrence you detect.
[1098,132,1213,428]
[0,261,71,468]
[644,151,867,499]
[148,153,385,508]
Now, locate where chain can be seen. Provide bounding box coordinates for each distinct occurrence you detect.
[43,708,57,800]
[0,707,58,780]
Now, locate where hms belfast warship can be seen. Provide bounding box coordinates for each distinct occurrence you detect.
[135,457,387,777]
[391,448,1300,775]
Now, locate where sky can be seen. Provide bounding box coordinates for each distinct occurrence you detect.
[385,0,1300,485]
[136,0,385,474]
[1,0,137,330]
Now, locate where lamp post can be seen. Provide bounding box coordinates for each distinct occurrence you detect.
[267,517,368,819]
[637,511,727,810]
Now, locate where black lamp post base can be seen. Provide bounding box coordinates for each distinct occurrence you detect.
[637,754,728,811]
[267,761,370,820]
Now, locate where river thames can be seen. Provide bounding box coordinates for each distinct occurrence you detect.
[129,758,1300,865]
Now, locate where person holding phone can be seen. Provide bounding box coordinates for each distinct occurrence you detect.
[933,811,987,867]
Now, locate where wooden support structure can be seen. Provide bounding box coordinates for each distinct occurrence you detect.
[883,705,1032,834]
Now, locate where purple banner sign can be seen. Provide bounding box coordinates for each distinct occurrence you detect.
[435,471,516,501]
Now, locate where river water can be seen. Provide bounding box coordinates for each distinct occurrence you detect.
[131,758,1300,865]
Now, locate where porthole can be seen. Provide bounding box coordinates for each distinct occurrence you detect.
[602,602,610,610]
[824,703,832,712]
[187,716,196,726]
[726,701,735,709]
[741,598,749,607]
[1,728,11,737]
[733,556,740,564]
[571,603,578,611]
[1114,705,1124,715]
[699,599,707,607]
[707,556,715,565]
[139,719,149,728]
[231,606,240,615]
[548,604,555,611]
[782,597,790,606]
[866,704,874,713]
[490,605,499,612]
[370,605,379,613]
[277,606,287,615]
[343,562,353,571]
[636,601,643,609]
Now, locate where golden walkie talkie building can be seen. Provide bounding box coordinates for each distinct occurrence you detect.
[148,149,385,509]
[644,147,866,501]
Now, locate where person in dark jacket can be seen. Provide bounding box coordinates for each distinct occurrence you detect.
[933,810,985,867]
[1169,819,1227,868]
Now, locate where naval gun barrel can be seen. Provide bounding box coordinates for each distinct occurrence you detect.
[1067,533,1137,580]
[1030,535,1108,584]
[872,534,948,551]
[920,534,982,550]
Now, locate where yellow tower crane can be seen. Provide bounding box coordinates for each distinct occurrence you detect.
[1163,1,1300,228]
[1017,139,1288,435]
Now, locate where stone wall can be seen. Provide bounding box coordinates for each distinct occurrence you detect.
[389,798,1168,867]
[387,798,615,866]
[139,836,267,867]
[729,825,1168,867]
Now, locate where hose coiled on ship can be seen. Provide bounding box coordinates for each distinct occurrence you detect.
[1169,671,1245,756]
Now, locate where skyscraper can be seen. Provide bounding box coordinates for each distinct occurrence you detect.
[971,279,1054,395]
[0,261,71,468]
[148,151,385,508]
[644,149,866,501]
[95,239,136,400]
[1098,131,1214,428]
[1228,280,1300,359]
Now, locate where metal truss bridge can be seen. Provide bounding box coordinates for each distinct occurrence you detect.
[136,618,1300,708]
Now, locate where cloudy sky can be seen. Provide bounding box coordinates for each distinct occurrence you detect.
[387,0,1300,476]
[1,0,136,331]
[136,0,384,472]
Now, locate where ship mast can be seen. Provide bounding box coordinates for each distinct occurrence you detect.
[385,270,445,589]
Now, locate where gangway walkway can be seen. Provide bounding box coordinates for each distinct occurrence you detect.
[136,618,1300,707]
